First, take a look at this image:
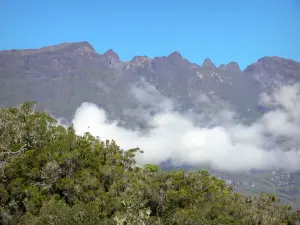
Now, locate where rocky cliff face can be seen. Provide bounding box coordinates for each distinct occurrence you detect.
[244,56,300,89]
[0,41,268,121]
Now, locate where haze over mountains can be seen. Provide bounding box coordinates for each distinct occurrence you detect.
[1,41,300,206]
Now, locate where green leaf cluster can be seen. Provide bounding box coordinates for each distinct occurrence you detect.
[0,102,299,225]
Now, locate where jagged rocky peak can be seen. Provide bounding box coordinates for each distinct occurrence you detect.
[257,56,283,64]
[202,58,216,68]
[167,51,184,62]
[166,51,193,67]
[131,55,151,64]
[220,61,241,71]
[257,56,300,67]
[244,56,300,74]
[227,61,240,70]
[103,49,120,61]
[243,62,261,73]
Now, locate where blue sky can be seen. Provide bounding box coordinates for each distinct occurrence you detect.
[1,0,299,69]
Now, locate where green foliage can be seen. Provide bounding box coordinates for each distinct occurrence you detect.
[0,102,300,224]
[144,164,161,172]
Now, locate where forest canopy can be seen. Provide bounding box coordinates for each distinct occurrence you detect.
[0,102,300,225]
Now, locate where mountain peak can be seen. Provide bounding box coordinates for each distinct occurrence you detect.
[103,49,120,61]
[71,41,94,48]
[131,55,151,63]
[202,58,216,68]
[42,41,96,52]
[220,61,240,71]
[2,41,97,56]
[257,56,299,66]
[167,51,184,61]
[244,56,300,74]
[227,61,240,70]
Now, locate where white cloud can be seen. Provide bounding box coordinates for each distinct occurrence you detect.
[72,83,300,172]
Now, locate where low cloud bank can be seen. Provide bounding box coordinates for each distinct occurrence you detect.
[72,83,300,172]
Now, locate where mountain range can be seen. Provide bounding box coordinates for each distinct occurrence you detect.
[1,41,299,120]
[1,41,300,207]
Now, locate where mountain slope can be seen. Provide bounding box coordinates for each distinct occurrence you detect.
[0,41,265,121]
[2,42,298,122]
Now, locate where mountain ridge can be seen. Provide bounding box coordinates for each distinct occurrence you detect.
[2,41,299,72]
[1,41,299,122]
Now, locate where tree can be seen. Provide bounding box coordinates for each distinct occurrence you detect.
[1,102,299,225]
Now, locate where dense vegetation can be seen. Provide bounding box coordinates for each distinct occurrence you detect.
[0,102,300,225]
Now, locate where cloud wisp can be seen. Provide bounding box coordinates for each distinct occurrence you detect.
[72,83,300,172]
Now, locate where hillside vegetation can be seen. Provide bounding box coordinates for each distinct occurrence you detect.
[0,102,300,225]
